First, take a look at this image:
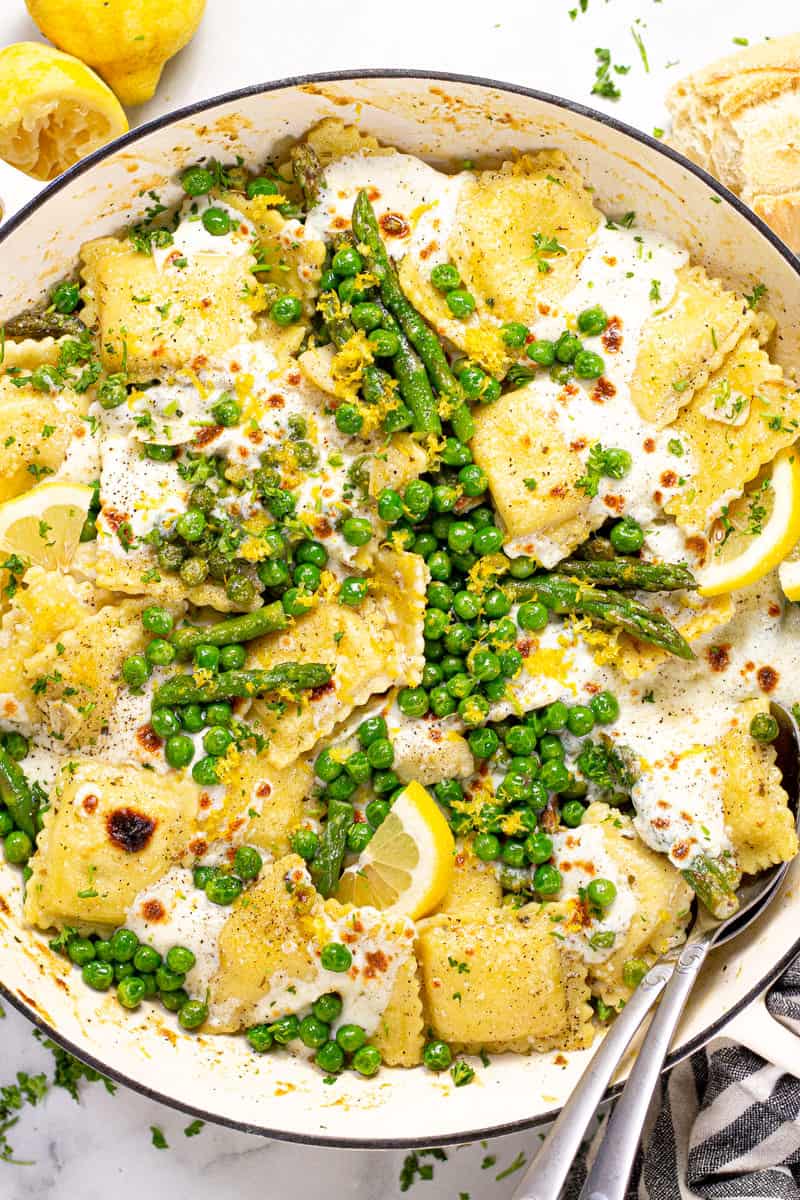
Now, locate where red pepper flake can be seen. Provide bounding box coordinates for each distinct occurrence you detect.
[286,370,302,386]
[379,212,410,238]
[603,493,625,513]
[188,837,208,857]
[643,437,656,453]
[142,899,166,922]
[570,438,588,453]
[768,602,781,618]
[671,840,691,862]
[591,377,616,404]
[194,424,222,448]
[268,393,285,408]
[757,665,779,693]
[81,793,98,815]
[685,535,709,565]
[311,679,335,701]
[660,470,678,488]
[331,216,349,231]
[102,506,130,534]
[256,782,272,799]
[364,950,389,978]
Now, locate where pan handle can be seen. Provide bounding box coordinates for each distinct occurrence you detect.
[0,159,43,225]
[723,986,800,1076]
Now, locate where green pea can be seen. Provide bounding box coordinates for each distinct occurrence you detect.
[205,873,242,906]
[337,276,368,303]
[182,166,214,196]
[159,987,188,1012]
[108,928,138,963]
[339,577,369,607]
[164,734,194,770]
[312,992,343,1024]
[445,522,473,555]
[341,517,373,547]
[524,832,553,864]
[469,648,501,682]
[298,1015,330,1049]
[450,589,479,621]
[268,1015,300,1045]
[343,750,370,785]
[424,608,449,640]
[504,724,537,756]
[377,488,404,523]
[51,280,81,314]
[397,687,429,718]
[67,937,96,967]
[411,532,437,560]
[404,479,433,521]
[560,800,585,828]
[587,877,617,908]
[352,1045,382,1077]
[230,845,262,883]
[446,289,476,318]
[577,305,608,336]
[335,1023,367,1054]
[212,394,241,427]
[280,587,313,618]
[140,606,172,637]
[290,827,319,861]
[502,839,526,868]
[122,654,150,689]
[178,1000,208,1030]
[440,437,472,468]
[459,694,489,727]
[175,508,205,543]
[214,644,244,674]
[247,1024,274,1052]
[566,705,595,737]
[291,563,320,593]
[468,727,500,759]
[533,863,562,896]
[458,464,488,498]
[368,328,401,357]
[271,295,303,325]
[346,822,373,854]
[750,712,779,742]
[430,263,461,292]
[365,798,390,829]
[458,363,488,400]
[351,302,383,331]
[590,691,619,724]
[541,758,570,793]
[315,749,342,782]
[4,830,32,863]
[115,975,145,1009]
[543,701,568,732]
[422,1040,453,1071]
[604,448,632,479]
[0,813,13,838]
[315,1040,345,1073]
[83,960,114,991]
[165,945,195,974]
[608,517,644,554]
[574,350,605,379]
[327,772,358,801]
[176,705,203,735]
[429,685,457,717]
[486,589,513,620]
[526,339,556,366]
[445,624,473,656]
[550,362,575,385]
[555,331,582,363]
[133,945,161,974]
[202,206,232,236]
[501,321,529,349]
[247,176,280,199]
[365,738,393,771]
[472,526,503,556]
[336,403,364,436]
[423,662,443,689]
[146,639,175,669]
[332,246,363,277]
[321,942,352,973]
[373,769,400,795]
[426,582,453,612]
[94,940,114,963]
[426,550,452,581]
[622,958,649,989]
[435,780,463,808]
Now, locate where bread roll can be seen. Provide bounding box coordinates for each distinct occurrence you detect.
[667,36,800,251]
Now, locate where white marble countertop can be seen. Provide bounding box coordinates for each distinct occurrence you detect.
[0,0,797,1196]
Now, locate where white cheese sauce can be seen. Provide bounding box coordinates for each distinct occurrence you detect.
[153,196,256,267]
[551,823,638,964]
[306,151,466,264]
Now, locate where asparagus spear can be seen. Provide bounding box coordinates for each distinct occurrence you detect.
[0,748,36,839]
[376,303,441,434]
[351,190,463,403]
[682,853,740,919]
[171,603,287,657]
[554,557,697,592]
[507,575,695,661]
[317,290,356,347]
[289,143,324,208]
[153,662,332,707]
[5,309,87,340]
[311,797,354,897]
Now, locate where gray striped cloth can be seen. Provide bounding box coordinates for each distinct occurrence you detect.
[565,959,800,1199]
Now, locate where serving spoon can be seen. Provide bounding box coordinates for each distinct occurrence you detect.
[514,700,800,1200]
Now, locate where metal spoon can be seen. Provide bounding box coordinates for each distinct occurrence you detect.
[514,700,800,1200]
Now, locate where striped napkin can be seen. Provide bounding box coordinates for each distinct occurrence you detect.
[565,958,800,1198]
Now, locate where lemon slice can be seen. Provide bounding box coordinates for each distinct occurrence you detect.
[0,482,94,570]
[0,43,128,181]
[779,559,800,601]
[698,448,800,597]
[336,781,455,918]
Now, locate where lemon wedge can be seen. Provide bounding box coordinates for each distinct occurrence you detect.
[25,0,207,107]
[336,781,455,919]
[0,42,128,181]
[0,482,94,570]
[779,559,800,601]
[698,448,800,597]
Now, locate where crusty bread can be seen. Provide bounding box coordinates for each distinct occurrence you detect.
[667,35,800,251]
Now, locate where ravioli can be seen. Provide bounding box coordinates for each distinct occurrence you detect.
[25,758,196,931]
[0,379,90,502]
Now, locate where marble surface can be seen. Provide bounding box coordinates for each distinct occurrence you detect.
[0,0,797,1195]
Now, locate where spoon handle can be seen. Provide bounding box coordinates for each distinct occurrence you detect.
[512,961,673,1200]
[578,932,714,1200]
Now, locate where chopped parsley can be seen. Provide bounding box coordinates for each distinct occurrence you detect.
[649,279,661,302]
[531,232,567,273]
[450,1060,475,1087]
[151,1125,169,1149]
[591,47,630,101]
[744,282,767,310]
[631,24,649,72]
